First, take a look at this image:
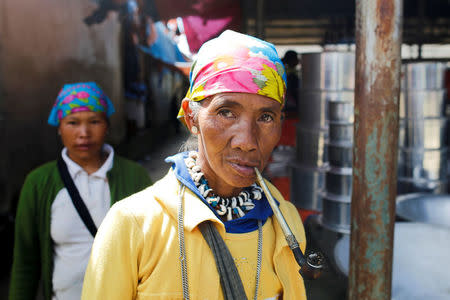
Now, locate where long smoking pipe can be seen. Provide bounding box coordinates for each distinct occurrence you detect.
[254,167,325,279]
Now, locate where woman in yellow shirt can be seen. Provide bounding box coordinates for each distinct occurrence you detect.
[82,30,307,300]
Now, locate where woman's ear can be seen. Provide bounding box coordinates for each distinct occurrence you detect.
[182,99,195,130]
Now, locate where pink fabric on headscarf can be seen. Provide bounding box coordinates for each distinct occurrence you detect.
[177,30,287,122]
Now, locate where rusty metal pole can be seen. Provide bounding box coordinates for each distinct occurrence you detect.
[348,0,403,299]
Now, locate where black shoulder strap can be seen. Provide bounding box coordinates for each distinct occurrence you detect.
[57,158,98,237]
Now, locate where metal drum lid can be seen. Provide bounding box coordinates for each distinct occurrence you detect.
[320,192,351,234]
[397,177,448,195]
[401,62,447,90]
[267,145,295,177]
[328,100,354,123]
[325,166,353,196]
[289,163,329,211]
[296,126,328,167]
[301,52,355,91]
[398,117,449,149]
[399,90,447,119]
[328,121,354,144]
[334,222,450,300]
[396,193,450,228]
[397,147,448,181]
[327,142,353,168]
[298,90,353,129]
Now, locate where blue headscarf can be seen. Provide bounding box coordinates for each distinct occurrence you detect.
[48,82,115,126]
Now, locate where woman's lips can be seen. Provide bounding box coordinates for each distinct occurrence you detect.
[228,159,259,177]
[75,144,92,151]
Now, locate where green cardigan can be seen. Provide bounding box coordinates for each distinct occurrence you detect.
[9,155,152,300]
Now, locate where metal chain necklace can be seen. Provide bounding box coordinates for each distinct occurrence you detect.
[177,184,263,300]
[184,151,263,221]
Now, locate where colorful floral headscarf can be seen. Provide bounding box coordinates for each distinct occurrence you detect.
[177,30,287,122]
[48,82,115,126]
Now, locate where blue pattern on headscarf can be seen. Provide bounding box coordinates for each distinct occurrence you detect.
[48,82,115,126]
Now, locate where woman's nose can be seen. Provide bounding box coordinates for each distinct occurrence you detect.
[78,124,90,137]
[231,119,258,152]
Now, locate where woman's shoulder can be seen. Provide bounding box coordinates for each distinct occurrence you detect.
[24,160,60,184]
[110,170,178,217]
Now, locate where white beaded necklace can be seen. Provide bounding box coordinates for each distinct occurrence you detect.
[185,151,262,221]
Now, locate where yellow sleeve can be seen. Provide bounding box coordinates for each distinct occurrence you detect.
[82,202,143,300]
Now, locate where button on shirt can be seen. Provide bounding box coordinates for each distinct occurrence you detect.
[51,144,114,300]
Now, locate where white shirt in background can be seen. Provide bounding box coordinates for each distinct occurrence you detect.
[51,144,114,300]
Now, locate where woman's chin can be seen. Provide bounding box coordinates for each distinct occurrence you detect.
[227,172,257,188]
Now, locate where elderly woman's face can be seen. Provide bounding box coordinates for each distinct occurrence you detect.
[194,93,282,196]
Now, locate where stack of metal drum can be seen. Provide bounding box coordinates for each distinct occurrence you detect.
[291,52,355,227]
[398,62,449,194]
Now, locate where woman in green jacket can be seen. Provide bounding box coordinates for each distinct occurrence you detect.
[9,82,152,300]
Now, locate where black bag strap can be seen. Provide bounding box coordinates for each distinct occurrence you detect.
[198,221,247,300]
[57,158,98,237]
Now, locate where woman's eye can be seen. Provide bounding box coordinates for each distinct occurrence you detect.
[67,121,77,125]
[218,109,234,118]
[259,113,274,123]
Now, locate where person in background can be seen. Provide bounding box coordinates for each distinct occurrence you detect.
[9,82,152,300]
[82,31,307,299]
[282,50,300,113]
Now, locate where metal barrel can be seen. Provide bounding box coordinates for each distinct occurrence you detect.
[397,177,448,195]
[320,192,351,234]
[398,61,449,195]
[325,166,353,197]
[399,89,447,119]
[289,162,329,211]
[398,117,448,149]
[328,100,354,123]
[298,90,354,129]
[327,142,353,168]
[328,121,354,145]
[401,62,448,90]
[295,126,328,167]
[292,52,355,212]
[301,52,355,91]
[397,147,448,181]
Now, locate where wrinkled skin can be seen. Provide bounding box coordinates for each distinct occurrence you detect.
[183,93,282,197]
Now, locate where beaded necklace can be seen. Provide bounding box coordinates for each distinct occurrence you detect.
[185,151,262,221]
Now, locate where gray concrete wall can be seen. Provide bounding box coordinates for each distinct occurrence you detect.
[0,0,124,212]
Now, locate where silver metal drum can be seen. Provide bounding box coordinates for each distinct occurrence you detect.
[396,193,450,228]
[398,118,449,149]
[402,62,447,90]
[296,126,328,167]
[328,121,353,144]
[301,52,355,91]
[325,166,352,196]
[334,222,450,300]
[289,163,329,211]
[328,101,354,123]
[397,147,448,181]
[397,177,448,195]
[399,89,448,119]
[327,142,353,168]
[298,90,354,129]
[320,192,351,234]
[266,145,295,177]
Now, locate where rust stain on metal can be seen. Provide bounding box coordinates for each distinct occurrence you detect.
[349,0,403,299]
[377,0,394,36]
